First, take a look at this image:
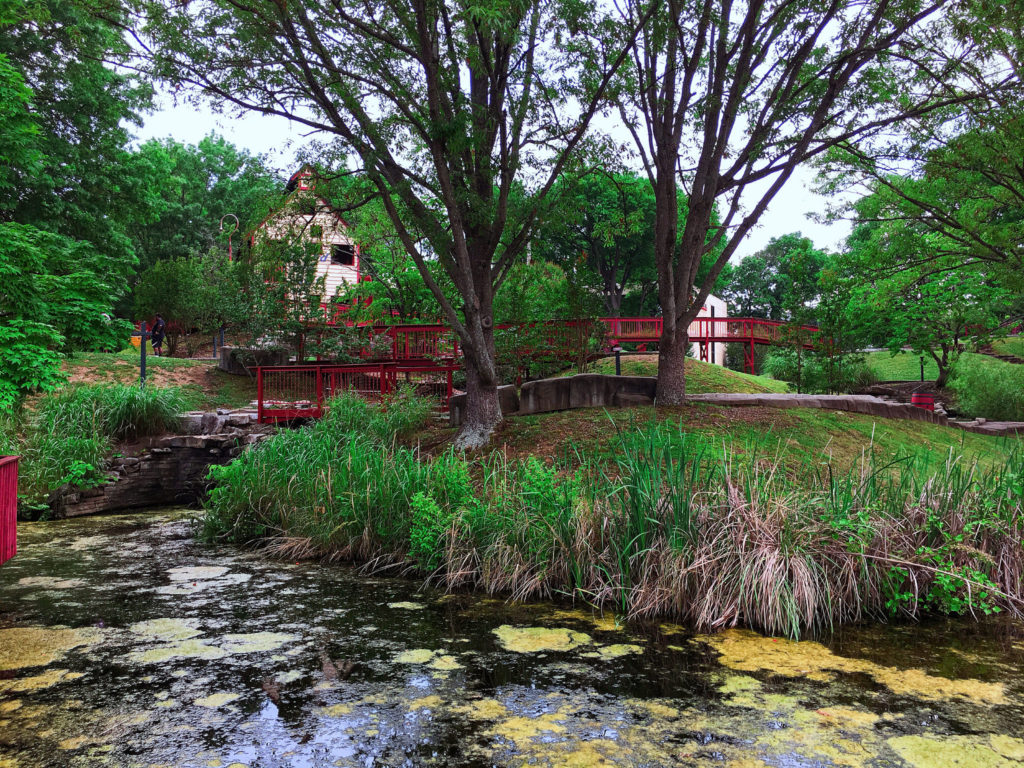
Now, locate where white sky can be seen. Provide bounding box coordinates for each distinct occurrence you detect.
[137,92,853,262]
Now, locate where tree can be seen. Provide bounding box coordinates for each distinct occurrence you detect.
[535,171,657,316]
[134,253,241,357]
[613,0,1009,404]
[142,0,643,448]
[1,0,142,408]
[839,195,1015,388]
[125,136,283,274]
[721,234,828,321]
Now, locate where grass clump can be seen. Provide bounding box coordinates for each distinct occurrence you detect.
[203,401,1024,638]
[948,355,1024,421]
[2,383,187,513]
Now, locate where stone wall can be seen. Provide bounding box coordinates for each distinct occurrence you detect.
[446,374,1016,436]
[48,418,271,519]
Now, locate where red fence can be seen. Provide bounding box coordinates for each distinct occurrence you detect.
[257,361,456,423]
[257,316,822,421]
[0,456,17,566]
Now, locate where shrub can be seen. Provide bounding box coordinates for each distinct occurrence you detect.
[948,356,1024,421]
[763,348,876,393]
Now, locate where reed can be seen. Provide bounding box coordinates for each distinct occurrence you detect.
[203,404,1024,638]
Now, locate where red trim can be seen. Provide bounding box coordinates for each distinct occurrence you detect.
[0,456,18,566]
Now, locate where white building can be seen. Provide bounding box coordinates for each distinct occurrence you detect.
[248,167,362,305]
[690,293,729,366]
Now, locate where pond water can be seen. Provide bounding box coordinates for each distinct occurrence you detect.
[1,510,1023,768]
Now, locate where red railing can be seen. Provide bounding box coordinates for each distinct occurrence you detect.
[257,316,823,420]
[0,456,18,566]
[256,361,456,423]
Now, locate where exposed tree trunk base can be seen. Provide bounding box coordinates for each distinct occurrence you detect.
[656,331,689,405]
[454,364,502,450]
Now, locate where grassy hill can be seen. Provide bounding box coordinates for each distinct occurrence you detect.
[473,401,1010,472]
[578,355,789,394]
[63,350,256,411]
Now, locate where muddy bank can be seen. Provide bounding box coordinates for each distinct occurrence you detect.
[1,512,1023,767]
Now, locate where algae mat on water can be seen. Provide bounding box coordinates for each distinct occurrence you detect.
[1,511,1023,768]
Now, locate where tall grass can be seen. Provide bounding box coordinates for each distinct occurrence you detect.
[204,404,1024,638]
[6,383,187,512]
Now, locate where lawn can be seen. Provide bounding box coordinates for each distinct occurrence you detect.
[64,350,257,411]
[992,335,1024,359]
[576,355,789,394]
[864,350,940,381]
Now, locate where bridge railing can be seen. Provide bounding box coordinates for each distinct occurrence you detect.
[0,455,17,566]
[256,361,456,423]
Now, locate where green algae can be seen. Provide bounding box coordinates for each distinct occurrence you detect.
[703,629,1008,705]
[582,643,643,660]
[129,618,202,642]
[0,627,102,671]
[193,693,240,708]
[492,626,592,653]
[219,632,296,654]
[888,734,1024,767]
[130,639,228,664]
[395,648,435,664]
[387,601,425,610]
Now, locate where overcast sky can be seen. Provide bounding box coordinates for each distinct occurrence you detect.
[138,91,853,262]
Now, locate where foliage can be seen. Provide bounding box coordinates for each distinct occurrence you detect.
[839,200,1014,387]
[0,0,147,407]
[948,356,1024,421]
[763,349,877,395]
[721,234,828,321]
[202,413,1024,638]
[534,170,658,316]
[134,253,241,357]
[125,136,282,274]
[4,383,186,512]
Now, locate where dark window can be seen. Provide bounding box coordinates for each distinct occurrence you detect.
[331,244,355,266]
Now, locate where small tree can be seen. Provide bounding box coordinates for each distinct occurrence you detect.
[134,253,240,357]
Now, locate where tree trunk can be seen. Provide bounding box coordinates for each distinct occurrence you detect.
[934,345,950,388]
[656,326,689,405]
[455,348,502,450]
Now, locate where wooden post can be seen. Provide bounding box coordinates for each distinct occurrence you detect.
[0,456,19,566]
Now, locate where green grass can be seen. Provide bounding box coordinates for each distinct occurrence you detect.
[204,392,1024,637]
[575,355,789,394]
[63,351,256,411]
[5,383,188,513]
[992,335,1024,359]
[864,351,940,381]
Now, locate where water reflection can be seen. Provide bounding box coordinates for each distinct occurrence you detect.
[0,511,1021,767]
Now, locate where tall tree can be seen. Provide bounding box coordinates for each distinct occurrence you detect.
[613,0,1012,404]
[535,171,657,316]
[721,233,828,321]
[141,0,643,448]
[125,136,283,273]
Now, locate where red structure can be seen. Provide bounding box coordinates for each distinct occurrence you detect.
[0,456,18,566]
[256,317,819,423]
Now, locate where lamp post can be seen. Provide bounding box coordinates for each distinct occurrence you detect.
[614,346,623,376]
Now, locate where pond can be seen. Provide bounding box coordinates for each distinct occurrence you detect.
[1,510,1022,767]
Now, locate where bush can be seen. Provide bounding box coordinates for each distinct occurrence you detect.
[763,348,876,393]
[948,356,1024,421]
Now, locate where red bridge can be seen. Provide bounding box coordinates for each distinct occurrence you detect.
[256,316,819,422]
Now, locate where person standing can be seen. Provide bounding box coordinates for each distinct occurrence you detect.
[151,314,166,356]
